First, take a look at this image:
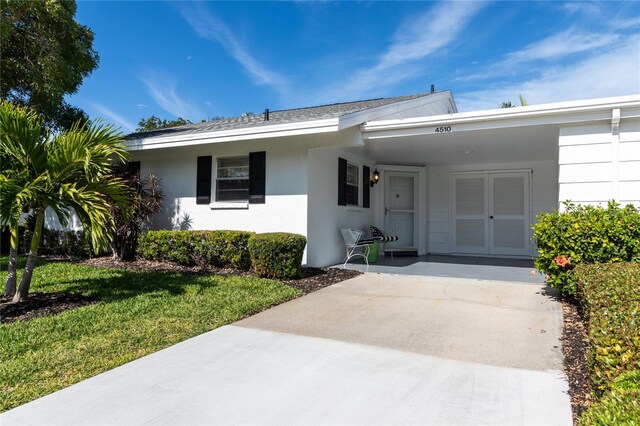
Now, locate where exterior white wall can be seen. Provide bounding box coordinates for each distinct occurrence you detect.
[558,118,640,207]
[307,147,376,267]
[427,160,558,256]
[132,129,363,265]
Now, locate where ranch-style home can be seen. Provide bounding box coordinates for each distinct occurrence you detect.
[116,92,640,266]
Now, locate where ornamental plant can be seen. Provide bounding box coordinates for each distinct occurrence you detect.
[532,201,640,297]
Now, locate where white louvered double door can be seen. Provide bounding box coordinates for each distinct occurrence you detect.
[451,171,531,257]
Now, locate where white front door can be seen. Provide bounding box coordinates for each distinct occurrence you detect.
[451,171,530,257]
[384,173,418,252]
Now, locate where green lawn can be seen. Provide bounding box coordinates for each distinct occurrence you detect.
[0,258,301,412]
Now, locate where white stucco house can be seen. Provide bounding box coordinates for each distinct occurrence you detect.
[121,91,640,267]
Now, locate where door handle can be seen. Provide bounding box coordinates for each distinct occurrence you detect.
[385,207,390,215]
[489,215,494,219]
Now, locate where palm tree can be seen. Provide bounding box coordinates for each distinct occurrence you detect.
[0,101,45,296]
[0,101,132,302]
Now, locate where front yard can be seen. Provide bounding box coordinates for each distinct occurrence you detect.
[0,258,302,412]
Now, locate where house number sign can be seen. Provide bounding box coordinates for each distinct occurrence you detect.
[434,126,452,133]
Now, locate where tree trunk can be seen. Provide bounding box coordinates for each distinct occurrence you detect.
[5,226,18,297]
[13,210,44,303]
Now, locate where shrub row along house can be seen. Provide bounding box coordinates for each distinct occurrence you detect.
[49,91,640,266]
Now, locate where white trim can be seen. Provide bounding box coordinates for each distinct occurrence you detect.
[210,202,249,210]
[128,118,339,151]
[362,95,640,138]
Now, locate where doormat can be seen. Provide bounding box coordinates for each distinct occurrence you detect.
[386,251,418,257]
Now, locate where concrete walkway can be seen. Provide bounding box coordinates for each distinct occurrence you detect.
[3,274,572,425]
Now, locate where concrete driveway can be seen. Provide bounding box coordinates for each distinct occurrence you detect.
[3,274,572,425]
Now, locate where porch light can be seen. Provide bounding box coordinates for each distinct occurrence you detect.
[370,168,380,187]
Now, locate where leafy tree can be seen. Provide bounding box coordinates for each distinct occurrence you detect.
[500,95,529,108]
[0,0,99,131]
[0,101,132,302]
[109,165,164,261]
[136,116,193,132]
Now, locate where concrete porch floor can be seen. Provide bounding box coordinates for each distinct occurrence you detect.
[339,254,544,284]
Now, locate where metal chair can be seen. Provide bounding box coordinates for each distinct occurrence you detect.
[340,228,375,268]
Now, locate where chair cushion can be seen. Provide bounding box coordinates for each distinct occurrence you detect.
[370,226,384,238]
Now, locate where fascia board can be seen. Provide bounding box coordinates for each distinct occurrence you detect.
[362,95,640,136]
[337,91,454,130]
[126,118,339,151]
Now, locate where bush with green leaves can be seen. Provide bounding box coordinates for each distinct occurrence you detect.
[191,230,253,270]
[138,230,254,269]
[532,202,640,297]
[574,262,640,393]
[138,230,194,265]
[580,370,640,425]
[248,233,306,279]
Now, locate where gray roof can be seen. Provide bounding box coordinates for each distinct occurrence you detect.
[126,92,432,140]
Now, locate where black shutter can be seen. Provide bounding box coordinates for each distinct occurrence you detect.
[249,151,266,204]
[125,161,141,177]
[338,157,347,206]
[196,156,212,204]
[363,165,370,208]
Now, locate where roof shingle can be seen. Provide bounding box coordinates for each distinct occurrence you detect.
[126,92,432,140]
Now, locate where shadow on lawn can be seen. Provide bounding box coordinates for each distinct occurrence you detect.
[1,255,219,304]
[56,270,213,303]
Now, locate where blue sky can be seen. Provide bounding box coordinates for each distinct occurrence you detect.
[70,1,640,132]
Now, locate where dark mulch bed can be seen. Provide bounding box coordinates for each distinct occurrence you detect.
[1,256,361,324]
[561,300,594,424]
[1,292,97,324]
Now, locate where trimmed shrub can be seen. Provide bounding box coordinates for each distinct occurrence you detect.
[138,230,193,264]
[248,233,306,279]
[580,371,640,425]
[138,230,254,269]
[1,226,94,257]
[574,262,640,394]
[532,202,640,297]
[191,230,253,270]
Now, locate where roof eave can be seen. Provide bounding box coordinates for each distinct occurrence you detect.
[362,95,640,138]
[126,118,340,151]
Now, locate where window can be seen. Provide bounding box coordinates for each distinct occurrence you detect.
[338,157,369,208]
[346,162,359,206]
[216,157,249,202]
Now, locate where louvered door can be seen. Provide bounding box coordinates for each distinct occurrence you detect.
[451,174,489,254]
[489,172,530,256]
[452,171,530,257]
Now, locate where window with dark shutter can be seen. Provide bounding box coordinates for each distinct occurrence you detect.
[338,158,347,206]
[216,157,249,202]
[249,151,266,204]
[363,165,370,208]
[196,156,212,204]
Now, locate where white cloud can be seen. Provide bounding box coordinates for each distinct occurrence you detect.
[178,3,288,95]
[456,35,640,111]
[141,77,204,120]
[136,103,147,109]
[88,103,136,133]
[320,1,487,101]
[507,27,619,62]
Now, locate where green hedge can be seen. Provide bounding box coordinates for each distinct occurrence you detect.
[248,232,306,279]
[580,371,640,426]
[575,262,640,425]
[532,202,640,297]
[575,262,640,393]
[1,226,95,257]
[138,230,254,270]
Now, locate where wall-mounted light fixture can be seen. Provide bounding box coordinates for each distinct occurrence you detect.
[370,168,380,187]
